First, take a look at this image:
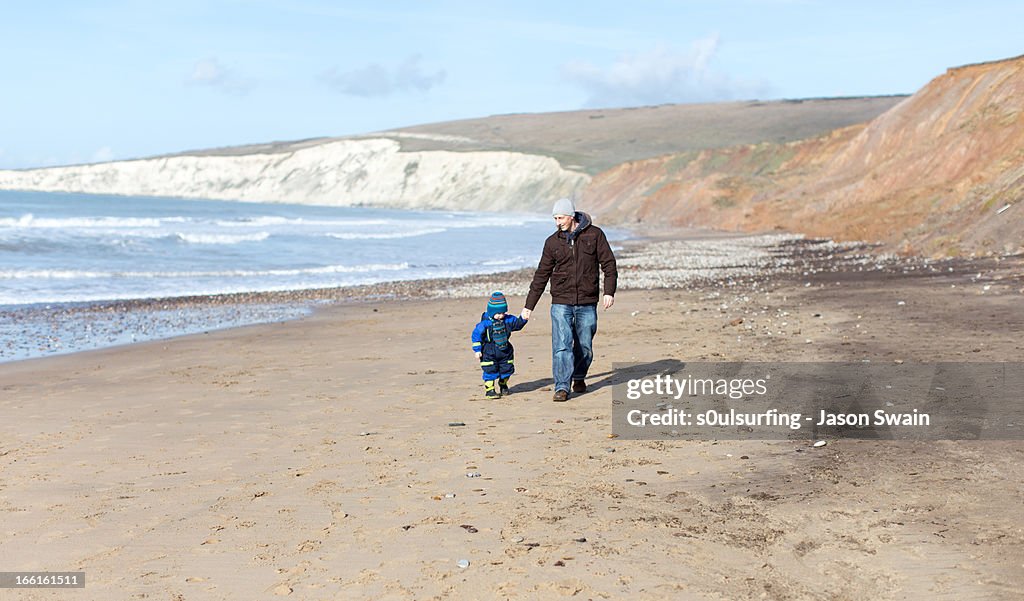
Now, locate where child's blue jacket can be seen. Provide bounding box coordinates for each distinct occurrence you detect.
[471,313,528,359]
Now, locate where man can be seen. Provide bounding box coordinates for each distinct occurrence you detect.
[522,198,617,402]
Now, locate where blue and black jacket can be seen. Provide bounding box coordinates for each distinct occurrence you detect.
[471,312,528,378]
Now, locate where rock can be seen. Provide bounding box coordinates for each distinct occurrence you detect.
[456,559,470,569]
[813,440,827,448]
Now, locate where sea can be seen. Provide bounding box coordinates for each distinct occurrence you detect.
[0,190,565,362]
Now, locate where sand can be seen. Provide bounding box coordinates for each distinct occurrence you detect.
[1,236,1022,600]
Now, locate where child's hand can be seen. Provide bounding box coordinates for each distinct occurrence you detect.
[475,351,482,359]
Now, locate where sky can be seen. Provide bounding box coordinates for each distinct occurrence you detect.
[2,1,1022,169]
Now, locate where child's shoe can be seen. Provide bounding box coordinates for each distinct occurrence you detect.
[484,380,502,399]
[499,378,510,396]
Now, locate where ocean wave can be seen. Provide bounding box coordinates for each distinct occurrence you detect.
[174,232,271,244]
[0,214,172,229]
[416,213,549,229]
[325,228,446,240]
[0,263,411,280]
[215,216,390,228]
[479,257,529,266]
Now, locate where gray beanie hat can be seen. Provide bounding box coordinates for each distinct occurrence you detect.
[551,197,575,217]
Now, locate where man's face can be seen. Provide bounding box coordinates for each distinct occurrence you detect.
[554,214,574,231]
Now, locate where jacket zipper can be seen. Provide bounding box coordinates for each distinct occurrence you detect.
[570,235,578,305]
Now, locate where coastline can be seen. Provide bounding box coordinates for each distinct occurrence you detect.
[8,226,1012,364]
[1,228,1022,599]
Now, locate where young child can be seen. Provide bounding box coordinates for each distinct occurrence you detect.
[471,291,528,398]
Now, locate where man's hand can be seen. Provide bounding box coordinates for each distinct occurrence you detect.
[602,295,615,310]
[521,308,533,319]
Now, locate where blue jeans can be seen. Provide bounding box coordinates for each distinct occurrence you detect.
[550,304,597,392]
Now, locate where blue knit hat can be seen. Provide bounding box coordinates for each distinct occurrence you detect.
[486,291,508,317]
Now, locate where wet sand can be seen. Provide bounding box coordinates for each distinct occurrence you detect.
[1,234,1022,600]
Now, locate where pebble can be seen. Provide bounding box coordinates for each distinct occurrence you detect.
[456,559,470,569]
[465,472,481,478]
[448,422,466,427]
[813,440,828,448]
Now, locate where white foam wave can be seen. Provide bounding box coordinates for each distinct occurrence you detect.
[325,228,446,240]
[479,257,528,266]
[0,263,411,280]
[175,232,271,244]
[0,214,172,229]
[416,212,549,229]
[216,216,390,228]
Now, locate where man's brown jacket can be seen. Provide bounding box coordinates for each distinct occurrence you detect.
[525,212,617,309]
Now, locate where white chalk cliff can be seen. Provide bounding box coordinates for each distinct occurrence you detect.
[0,138,589,212]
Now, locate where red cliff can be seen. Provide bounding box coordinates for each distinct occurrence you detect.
[585,56,1024,256]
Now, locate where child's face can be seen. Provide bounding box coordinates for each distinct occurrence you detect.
[492,312,506,319]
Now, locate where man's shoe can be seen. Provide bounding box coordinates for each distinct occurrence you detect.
[552,390,569,402]
[572,380,587,393]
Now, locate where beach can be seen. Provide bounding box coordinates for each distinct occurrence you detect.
[1,234,1022,600]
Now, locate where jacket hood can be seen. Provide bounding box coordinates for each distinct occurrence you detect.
[562,211,592,243]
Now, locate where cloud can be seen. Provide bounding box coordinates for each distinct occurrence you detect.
[563,34,769,107]
[321,54,446,97]
[188,58,255,96]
